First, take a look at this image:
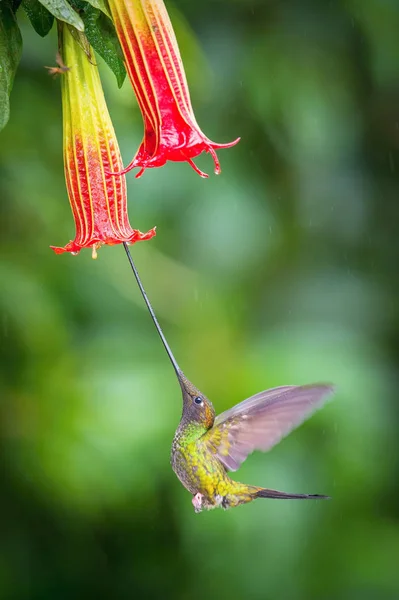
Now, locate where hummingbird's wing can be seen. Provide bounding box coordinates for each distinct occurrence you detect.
[204,384,334,472]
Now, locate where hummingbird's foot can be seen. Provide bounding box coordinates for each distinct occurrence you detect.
[192,493,203,513]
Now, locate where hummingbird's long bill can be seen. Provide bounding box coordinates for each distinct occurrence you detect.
[123,244,334,513]
[123,243,181,376]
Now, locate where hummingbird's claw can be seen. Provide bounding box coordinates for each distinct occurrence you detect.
[192,493,203,513]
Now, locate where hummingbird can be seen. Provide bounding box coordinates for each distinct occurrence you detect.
[123,244,334,512]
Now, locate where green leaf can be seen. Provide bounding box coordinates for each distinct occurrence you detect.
[85,0,110,19]
[23,0,54,37]
[0,1,22,132]
[36,0,84,31]
[81,6,126,88]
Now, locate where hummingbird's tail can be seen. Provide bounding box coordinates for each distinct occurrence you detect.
[254,487,330,500]
[221,483,329,508]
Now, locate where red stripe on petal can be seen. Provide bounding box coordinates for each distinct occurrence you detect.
[108,0,239,177]
[52,25,155,257]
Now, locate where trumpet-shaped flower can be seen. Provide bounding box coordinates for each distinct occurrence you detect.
[51,26,155,257]
[108,0,239,178]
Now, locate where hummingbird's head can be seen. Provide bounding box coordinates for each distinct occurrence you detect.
[178,371,216,430]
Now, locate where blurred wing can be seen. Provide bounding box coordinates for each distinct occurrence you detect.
[204,384,334,471]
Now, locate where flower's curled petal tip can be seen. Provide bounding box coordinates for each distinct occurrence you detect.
[128,227,157,244]
[186,158,209,178]
[209,137,241,150]
[135,167,146,179]
[207,145,221,175]
[50,245,67,255]
[108,165,134,177]
[107,156,142,177]
[50,242,81,255]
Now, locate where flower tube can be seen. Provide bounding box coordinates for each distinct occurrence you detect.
[51,25,155,257]
[108,0,239,178]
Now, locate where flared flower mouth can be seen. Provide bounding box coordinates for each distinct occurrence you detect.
[108,0,240,178]
[51,25,155,257]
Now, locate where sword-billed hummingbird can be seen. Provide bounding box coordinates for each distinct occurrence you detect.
[123,244,334,512]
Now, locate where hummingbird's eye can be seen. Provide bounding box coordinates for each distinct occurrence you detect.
[194,396,203,405]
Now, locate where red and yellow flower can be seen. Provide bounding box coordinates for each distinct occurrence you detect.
[108,0,239,178]
[51,25,155,257]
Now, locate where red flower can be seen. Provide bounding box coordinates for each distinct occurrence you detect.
[51,26,155,257]
[108,0,239,178]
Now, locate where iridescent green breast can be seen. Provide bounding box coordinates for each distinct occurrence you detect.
[171,427,230,500]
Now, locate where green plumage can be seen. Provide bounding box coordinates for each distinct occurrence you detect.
[170,372,333,512]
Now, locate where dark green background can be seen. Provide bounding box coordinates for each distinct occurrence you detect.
[1,0,399,598]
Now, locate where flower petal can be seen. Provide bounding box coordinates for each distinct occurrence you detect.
[108,0,239,177]
[52,26,155,256]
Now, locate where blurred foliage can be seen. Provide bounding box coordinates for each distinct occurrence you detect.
[1,0,399,598]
